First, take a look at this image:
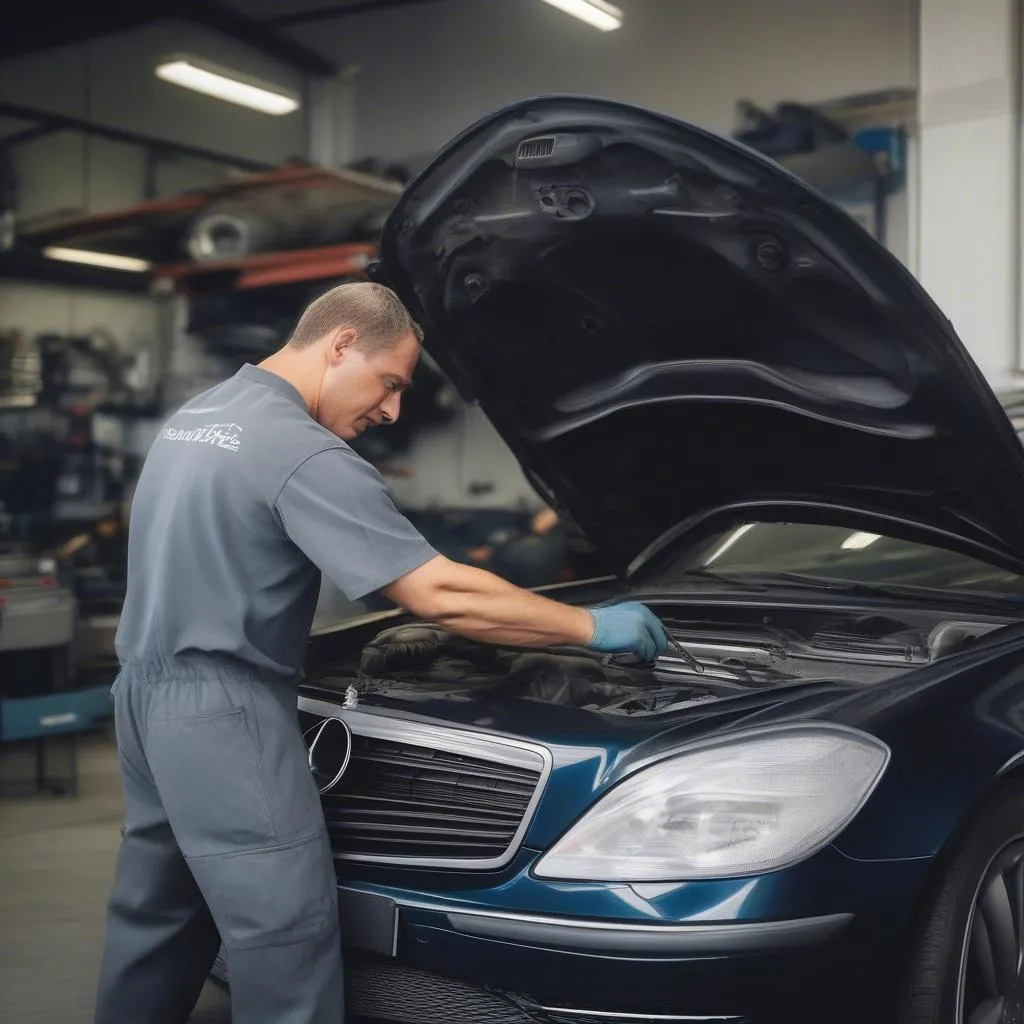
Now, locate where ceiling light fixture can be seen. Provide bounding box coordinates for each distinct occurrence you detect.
[155,56,300,116]
[539,0,624,31]
[841,531,882,551]
[43,247,151,273]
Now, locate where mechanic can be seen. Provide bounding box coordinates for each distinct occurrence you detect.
[93,281,669,1024]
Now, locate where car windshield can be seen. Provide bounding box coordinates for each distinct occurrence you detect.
[656,404,1024,598]
[662,522,1024,597]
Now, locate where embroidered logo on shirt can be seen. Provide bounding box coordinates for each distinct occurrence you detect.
[159,423,242,452]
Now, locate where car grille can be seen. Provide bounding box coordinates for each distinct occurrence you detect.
[298,698,551,869]
[322,734,542,863]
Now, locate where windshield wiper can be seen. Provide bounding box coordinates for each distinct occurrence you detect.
[741,572,855,590]
[669,569,769,589]
[647,569,1024,609]
[713,572,1024,608]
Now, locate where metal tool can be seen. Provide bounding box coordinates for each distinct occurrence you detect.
[601,635,704,673]
[666,634,704,673]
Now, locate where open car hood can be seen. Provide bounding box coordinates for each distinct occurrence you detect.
[379,96,1024,575]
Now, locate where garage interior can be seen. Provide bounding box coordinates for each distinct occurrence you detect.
[1,1,1022,1022]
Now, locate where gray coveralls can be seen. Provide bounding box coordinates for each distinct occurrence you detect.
[93,365,437,1024]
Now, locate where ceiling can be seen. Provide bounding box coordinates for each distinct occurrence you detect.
[0,0,443,68]
[224,0,435,23]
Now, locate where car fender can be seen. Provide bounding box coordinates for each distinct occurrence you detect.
[828,638,1024,861]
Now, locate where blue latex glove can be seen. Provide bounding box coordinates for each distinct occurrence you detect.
[584,602,669,662]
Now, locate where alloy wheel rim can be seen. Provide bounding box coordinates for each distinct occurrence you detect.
[958,839,1024,1024]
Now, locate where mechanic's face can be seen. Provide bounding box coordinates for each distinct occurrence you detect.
[317,329,420,440]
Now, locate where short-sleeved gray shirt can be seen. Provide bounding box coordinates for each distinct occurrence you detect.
[115,364,437,680]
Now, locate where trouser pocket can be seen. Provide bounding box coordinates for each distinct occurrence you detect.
[146,707,275,857]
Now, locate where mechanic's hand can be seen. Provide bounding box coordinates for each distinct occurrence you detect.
[584,602,669,662]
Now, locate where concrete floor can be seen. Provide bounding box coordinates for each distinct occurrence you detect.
[0,728,231,1023]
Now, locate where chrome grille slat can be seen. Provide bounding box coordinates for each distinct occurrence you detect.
[354,750,537,785]
[329,792,523,819]
[340,781,533,810]
[330,822,515,839]
[334,836,509,854]
[326,805,521,828]
[352,767,535,797]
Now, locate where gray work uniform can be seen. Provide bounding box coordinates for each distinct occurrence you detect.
[94,365,437,1024]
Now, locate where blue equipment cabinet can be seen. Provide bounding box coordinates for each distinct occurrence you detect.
[0,565,110,796]
[0,685,113,795]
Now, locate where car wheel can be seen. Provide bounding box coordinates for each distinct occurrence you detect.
[898,784,1024,1024]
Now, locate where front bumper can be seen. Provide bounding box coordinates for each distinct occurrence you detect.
[211,878,897,1023]
[345,885,874,1024]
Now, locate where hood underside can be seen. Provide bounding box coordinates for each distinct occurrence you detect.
[380,95,1024,574]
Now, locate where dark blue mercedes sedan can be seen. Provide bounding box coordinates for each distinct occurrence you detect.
[218,97,1024,1024]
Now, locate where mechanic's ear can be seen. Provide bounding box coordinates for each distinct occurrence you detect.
[328,327,358,364]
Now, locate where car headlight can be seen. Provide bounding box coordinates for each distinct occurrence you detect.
[533,726,889,881]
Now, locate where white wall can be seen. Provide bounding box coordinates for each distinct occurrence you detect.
[0,19,307,165]
[0,18,311,223]
[0,281,159,341]
[290,0,916,164]
[917,0,1019,387]
[8,129,255,227]
[10,132,149,224]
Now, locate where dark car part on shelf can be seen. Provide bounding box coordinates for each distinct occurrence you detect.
[18,163,402,267]
[186,194,394,263]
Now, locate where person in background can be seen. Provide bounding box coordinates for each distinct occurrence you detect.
[469,506,569,590]
[56,513,128,580]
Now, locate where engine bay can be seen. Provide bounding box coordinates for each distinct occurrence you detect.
[306,603,1016,717]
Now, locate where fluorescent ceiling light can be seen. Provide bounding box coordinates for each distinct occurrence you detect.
[540,0,623,31]
[44,247,151,273]
[841,531,882,551]
[155,57,299,116]
[704,523,755,565]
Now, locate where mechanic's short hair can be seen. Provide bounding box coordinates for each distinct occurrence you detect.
[288,281,423,351]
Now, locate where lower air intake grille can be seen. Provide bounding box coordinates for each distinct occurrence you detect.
[347,953,533,1024]
[215,950,534,1023]
[219,952,753,1024]
[322,732,544,866]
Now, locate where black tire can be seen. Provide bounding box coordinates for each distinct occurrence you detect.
[897,782,1024,1024]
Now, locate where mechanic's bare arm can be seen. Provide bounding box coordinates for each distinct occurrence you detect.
[383,554,595,649]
